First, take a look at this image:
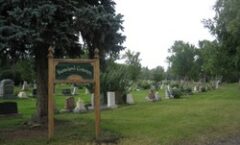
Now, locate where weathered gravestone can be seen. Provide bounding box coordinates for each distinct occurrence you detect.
[18,91,28,98]
[21,81,28,91]
[126,94,134,104]
[73,98,86,113]
[0,79,15,99]
[0,102,18,115]
[64,97,75,112]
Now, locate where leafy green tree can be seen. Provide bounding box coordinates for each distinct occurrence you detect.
[122,50,141,82]
[151,66,165,82]
[203,0,240,81]
[198,40,220,80]
[167,41,198,80]
[101,61,130,104]
[140,67,151,80]
[0,0,125,121]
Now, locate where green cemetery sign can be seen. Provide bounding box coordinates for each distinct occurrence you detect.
[48,47,101,139]
[55,63,93,80]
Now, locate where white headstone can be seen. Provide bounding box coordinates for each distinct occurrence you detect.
[33,81,37,89]
[18,91,28,98]
[71,87,77,95]
[165,89,169,99]
[215,80,220,89]
[193,86,198,93]
[160,84,164,90]
[126,94,134,104]
[73,99,86,113]
[91,93,94,108]
[107,92,117,108]
[155,92,160,101]
[22,81,28,91]
[85,88,90,94]
[166,85,173,98]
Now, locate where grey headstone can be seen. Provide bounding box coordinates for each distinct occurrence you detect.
[0,79,15,99]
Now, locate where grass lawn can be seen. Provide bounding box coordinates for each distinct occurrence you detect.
[0,83,240,145]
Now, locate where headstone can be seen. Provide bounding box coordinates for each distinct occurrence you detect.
[33,82,37,89]
[215,80,220,89]
[160,84,164,90]
[18,91,28,98]
[0,79,15,99]
[32,89,37,96]
[165,89,169,99]
[91,93,94,108]
[155,92,160,101]
[21,81,28,91]
[146,89,156,101]
[193,86,198,93]
[62,89,71,96]
[126,94,134,104]
[107,92,117,108]
[165,85,173,99]
[0,102,18,115]
[85,88,90,94]
[73,98,86,113]
[64,97,75,112]
[71,87,77,95]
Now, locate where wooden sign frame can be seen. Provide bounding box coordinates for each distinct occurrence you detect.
[48,47,101,139]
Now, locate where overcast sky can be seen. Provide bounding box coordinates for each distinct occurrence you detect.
[115,0,216,69]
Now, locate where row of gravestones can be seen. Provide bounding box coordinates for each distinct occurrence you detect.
[61,92,135,113]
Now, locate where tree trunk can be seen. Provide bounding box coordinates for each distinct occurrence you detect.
[35,47,49,123]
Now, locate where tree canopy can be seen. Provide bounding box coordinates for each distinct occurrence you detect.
[203,0,240,81]
[0,0,125,121]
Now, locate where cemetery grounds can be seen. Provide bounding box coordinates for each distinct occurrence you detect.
[0,83,240,145]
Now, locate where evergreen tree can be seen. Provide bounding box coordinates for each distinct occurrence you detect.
[0,0,125,122]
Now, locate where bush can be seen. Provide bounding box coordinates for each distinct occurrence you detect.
[171,83,179,88]
[137,81,151,90]
[183,87,192,95]
[201,87,206,92]
[0,69,22,85]
[101,62,130,104]
[171,88,182,99]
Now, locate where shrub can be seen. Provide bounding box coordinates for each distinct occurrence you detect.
[171,88,182,99]
[184,87,192,95]
[101,62,130,104]
[0,69,22,85]
[201,87,206,92]
[171,83,179,88]
[137,81,151,90]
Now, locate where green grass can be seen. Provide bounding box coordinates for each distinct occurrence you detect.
[0,84,240,145]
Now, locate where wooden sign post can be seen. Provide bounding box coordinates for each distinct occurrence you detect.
[48,47,101,139]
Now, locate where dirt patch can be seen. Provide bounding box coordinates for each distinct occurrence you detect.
[205,134,240,145]
[1,126,47,141]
